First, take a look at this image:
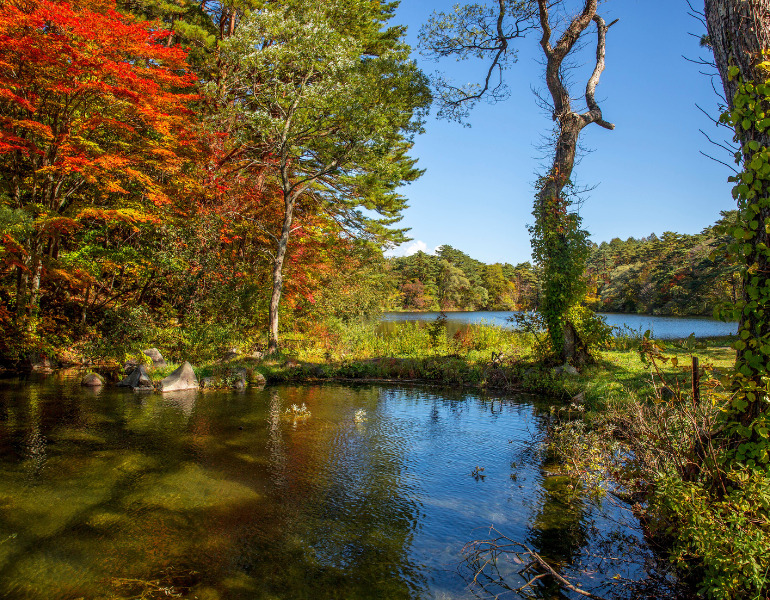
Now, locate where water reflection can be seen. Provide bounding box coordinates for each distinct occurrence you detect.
[0,376,671,599]
[380,310,738,339]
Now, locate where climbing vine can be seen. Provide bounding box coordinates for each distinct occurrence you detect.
[528,175,590,359]
[719,61,770,467]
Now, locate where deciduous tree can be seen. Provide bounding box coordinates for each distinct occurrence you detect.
[215,0,430,351]
[704,0,770,462]
[0,0,197,334]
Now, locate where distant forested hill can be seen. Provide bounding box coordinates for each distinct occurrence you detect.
[585,211,740,316]
[387,212,740,316]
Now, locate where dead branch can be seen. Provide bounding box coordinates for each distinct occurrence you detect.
[462,526,610,600]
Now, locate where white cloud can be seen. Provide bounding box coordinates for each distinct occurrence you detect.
[386,240,439,258]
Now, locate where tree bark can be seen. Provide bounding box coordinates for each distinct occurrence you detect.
[267,195,296,354]
[705,0,770,422]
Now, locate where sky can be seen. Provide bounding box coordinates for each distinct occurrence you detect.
[385,0,735,265]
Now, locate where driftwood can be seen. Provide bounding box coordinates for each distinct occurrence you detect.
[462,526,609,600]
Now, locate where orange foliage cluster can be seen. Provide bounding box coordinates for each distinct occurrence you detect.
[0,0,373,358]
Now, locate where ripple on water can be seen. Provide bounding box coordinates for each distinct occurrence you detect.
[0,378,676,599]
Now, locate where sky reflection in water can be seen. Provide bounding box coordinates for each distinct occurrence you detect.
[0,377,674,599]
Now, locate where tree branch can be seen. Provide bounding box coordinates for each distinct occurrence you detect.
[581,15,617,130]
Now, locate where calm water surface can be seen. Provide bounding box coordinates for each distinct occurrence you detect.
[0,376,673,599]
[382,310,738,339]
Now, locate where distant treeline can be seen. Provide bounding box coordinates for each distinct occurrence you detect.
[388,212,741,316]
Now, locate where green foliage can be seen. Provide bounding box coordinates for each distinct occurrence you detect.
[717,65,770,469]
[528,177,590,357]
[653,472,770,600]
[586,214,740,316]
[565,305,613,352]
[389,248,537,311]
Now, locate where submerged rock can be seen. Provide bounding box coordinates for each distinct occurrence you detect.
[159,361,199,392]
[81,372,105,387]
[117,365,153,390]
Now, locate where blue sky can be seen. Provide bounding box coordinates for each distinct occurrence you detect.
[387,0,735,264]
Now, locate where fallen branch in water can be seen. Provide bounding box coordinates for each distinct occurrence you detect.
[462,526,609,600]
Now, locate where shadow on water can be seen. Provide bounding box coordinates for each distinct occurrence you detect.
[0,375,678,599]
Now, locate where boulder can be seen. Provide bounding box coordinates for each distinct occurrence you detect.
[123,360,139,375]
[159,361,199,393]
[29,353,54,373]
[252,372,267,387]
[221,348,240,362]
[81,372,105,387]
[117,365,153,390]
[229,367,249,390]
[142,348,167,368]
[554,363,579,376]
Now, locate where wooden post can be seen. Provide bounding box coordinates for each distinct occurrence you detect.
[692,356,700,405]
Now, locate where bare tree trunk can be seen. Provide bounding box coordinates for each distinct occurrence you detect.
[533,0,615,364]
[705,0,770,421]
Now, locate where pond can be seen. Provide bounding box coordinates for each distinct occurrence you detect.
[0,376,676,599]
[381,311,738,340]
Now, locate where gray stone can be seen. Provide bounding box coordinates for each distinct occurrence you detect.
[571,392,586,405]
[117,365,153,390]
[142,348,167,368]
[123,360,139,375]
[232,378,246,391]
[159,361,199,392]
[554,364,579,376]
[221,348,241,362]
[201,377,215,388]
[81,372,105,387]
[252,372,267,386]
[30,354,54,373]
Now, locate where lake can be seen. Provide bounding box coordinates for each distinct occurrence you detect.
[381,311,738,339]
[0,375,677,599]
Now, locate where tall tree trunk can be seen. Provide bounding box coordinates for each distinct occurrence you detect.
[267,196,296,354]
[705,0,770,425]
[533,0,615,364]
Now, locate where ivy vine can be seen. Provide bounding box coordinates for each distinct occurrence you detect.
[718,62,770,467]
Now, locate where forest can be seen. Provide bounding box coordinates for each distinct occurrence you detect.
[1,0,770,599]
[0,0,431,361]
[388,211,741,315]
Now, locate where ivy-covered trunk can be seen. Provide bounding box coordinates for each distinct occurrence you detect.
[531,117,588,364]
[529,1,615,365]
[706,1,770,432]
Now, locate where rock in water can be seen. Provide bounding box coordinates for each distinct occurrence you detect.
[117,365,153,390]
[142,348,167,368]
[81,372,105,387]
[159,361,199,392]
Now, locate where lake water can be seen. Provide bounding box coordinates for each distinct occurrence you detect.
[382,311,738,339]
[0,375,677,599]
